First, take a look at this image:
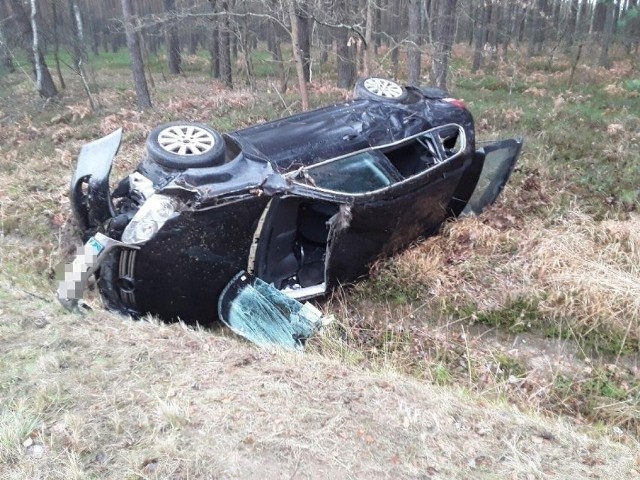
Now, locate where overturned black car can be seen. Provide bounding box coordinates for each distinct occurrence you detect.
[59,77,523,329]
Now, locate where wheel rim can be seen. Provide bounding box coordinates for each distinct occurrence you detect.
[363,78,404,98]
[157,125,215,156]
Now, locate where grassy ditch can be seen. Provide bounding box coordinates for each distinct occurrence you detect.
[0,43,639,476]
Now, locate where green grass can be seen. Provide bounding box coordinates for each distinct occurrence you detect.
[473,298,541,334]
[353,262,426,305]
[625,78,640,91]
[250,49,285,78]
[456,74,640,216]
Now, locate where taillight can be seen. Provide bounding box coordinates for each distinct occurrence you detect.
[443,98,467,109]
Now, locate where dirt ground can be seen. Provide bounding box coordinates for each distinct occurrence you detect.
[1,288,638,479]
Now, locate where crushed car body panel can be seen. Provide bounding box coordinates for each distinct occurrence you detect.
[59,78,523,328]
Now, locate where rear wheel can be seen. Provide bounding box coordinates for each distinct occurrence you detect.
[354,77,408,102]
[146,122,225,169]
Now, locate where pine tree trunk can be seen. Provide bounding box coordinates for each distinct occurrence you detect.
[408,0,422,85]
[430,0,458,89]
[208,0,220,78]
[472,2,488,73]
[336,27,355,89]
[219,1,233,88]
[164,0,181,74]
[598,0,616,68]
[363,0,374,76]
[566,0,580,46]
[268,0,287,93]
[295,2,311,82]
[239,5,255,88]
[0,24,14,73]
[335,3,355,89]
[121,0,152,109]
[626,0,640,54]
[289,0,309,110]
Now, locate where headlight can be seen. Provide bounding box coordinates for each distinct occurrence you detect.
[122,194,178,244]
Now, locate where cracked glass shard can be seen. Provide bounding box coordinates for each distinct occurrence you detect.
[218,271,326,350]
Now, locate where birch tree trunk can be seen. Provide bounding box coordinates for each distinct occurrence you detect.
[29,0,58,98]
[121,0,152,109]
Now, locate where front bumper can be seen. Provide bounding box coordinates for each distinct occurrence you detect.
[57,232,137,312]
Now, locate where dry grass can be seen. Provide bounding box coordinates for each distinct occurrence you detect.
[1,296,639,479]
[339,200,640,427]
[1,47,640,478]
[530,214,640,349]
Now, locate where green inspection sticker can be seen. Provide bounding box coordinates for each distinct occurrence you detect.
[87,236,105,255]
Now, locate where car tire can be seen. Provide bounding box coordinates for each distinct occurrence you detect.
[354,77,408,102]
[146,122,226,169]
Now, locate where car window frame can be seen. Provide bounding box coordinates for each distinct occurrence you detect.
[286,123,467,198]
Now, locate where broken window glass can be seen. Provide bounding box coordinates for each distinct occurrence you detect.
[301,151,401,193]
[219,272,325,350]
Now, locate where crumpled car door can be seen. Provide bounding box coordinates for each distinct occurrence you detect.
[218,271,326,350]
[463,138,523,215]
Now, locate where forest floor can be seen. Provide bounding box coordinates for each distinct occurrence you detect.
[1,46,640,478]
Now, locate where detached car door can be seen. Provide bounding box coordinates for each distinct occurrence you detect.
[462,138,523,215]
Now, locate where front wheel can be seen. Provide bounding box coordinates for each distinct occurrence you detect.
[353,77,408,102]
[146,122,226,169]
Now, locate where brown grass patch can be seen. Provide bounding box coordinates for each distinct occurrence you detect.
[529,215,640,350]
[1,299,639,479]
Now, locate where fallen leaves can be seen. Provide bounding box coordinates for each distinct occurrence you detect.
[524,87,547,97]
[607,123,626,136]
[356,429,376,444]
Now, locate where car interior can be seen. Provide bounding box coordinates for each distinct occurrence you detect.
[254,198,338,299]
